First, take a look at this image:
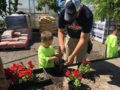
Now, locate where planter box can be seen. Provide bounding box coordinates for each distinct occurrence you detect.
[8,68,53,90]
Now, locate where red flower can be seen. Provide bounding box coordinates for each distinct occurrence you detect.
[65,68,83,87]
[18,65,24,71]
[28,61,34,69]
[5,61,35,85]
[9,65,17,72]
[65,70,70,77]
[25,68,32,77]
[13,64,19,68]
[72,69,79,77]
[18,71,26,77]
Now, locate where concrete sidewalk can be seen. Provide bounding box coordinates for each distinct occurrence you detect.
[44,58,120,90]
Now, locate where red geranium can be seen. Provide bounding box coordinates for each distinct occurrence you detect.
[65,69,82,87]
[25,68,32,77]
[5,61,35,85]
[18,71,25,77]
[65,70,70,77]
[72,69,80,76]
[28,60,35,69]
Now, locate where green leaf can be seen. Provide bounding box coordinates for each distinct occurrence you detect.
[37,0,59,12]
[74,79,81,87]
[87,0,120,22]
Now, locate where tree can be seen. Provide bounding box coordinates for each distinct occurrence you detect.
[0,0,20,17]
[12,0,19,13]
[36,0,60,13]
[0,0,7,17]
[84,0,120,23]
[9,0,19,14]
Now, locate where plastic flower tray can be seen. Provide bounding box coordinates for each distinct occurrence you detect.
[8,68,53,90]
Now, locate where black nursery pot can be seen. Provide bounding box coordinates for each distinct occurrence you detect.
[53,59,66,76]
[68,81,81,90]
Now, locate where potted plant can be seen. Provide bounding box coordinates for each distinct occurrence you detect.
[5,61,35,89]
[5,61,53,90]
[65,69,82,90]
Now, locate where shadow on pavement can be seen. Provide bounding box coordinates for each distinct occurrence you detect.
[88,60,120,87]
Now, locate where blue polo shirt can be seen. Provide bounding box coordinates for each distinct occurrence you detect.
[58,5,93,38]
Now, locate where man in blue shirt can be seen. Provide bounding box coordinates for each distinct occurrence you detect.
[58,0,93,64]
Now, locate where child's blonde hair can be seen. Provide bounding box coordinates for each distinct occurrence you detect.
[41,31,53,41]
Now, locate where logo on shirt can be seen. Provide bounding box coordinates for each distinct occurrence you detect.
[68,20,82,31]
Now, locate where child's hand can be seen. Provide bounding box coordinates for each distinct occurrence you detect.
[53,56,59,61]
[49,56,59,61]
[55,54,62,59]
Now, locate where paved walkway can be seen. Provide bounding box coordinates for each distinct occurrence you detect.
[43,58,120,90]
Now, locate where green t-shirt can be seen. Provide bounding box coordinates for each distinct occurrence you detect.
[105,34,119,58]
[38,45,55,68]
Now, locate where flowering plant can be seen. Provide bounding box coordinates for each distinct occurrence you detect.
[5,61,35,85]
[65,69,82,87]
[79,60,91,74]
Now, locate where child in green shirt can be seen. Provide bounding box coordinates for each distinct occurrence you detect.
[38,31,59,68]
[105,25,120,58]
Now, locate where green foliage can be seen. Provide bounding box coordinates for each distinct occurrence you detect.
[36,0,59,12]
[82,0,90,4]
[79,64,90,74]
[0,20,5,27]
[65,69,82,87]
[86,0,120,22]
[12,0,19,13]
[0,0,19,17]
[74,79,81,87]
[0,0,7,17]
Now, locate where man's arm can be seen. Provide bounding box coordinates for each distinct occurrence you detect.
[58,29,65,54]
[66,32,89,64]
[58,29,64,48]
[72,32,89,57]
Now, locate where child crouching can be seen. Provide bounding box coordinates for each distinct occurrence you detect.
[38,31,59,68]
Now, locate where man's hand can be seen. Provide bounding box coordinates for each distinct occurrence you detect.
[65,55,74,65]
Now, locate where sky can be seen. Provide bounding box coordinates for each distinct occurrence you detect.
[17,0,45,13]
[17,0,33,12]
[0,0,32,19]
[5,0,35,13]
